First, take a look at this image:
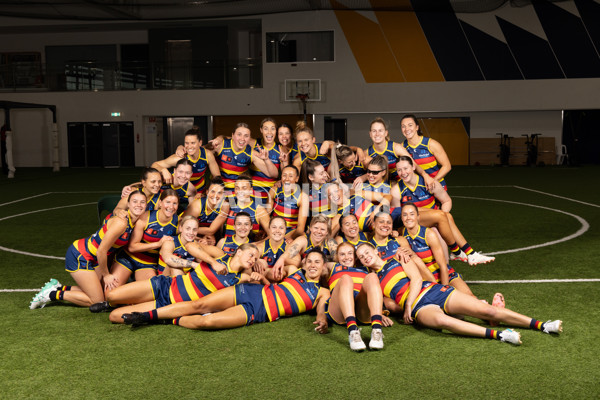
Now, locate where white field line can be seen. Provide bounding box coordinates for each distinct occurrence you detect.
[453,196,589,256]
[514,186,600,208]
[0,193,51,207]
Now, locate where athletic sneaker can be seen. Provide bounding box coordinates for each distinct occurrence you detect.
[467,252,495,266]
[449,251,468,262]
[122,312,149,327]
[490,293,505,327]
[542,320,563,334]
[499,328,522,345]
[369,328,384,350]
[89,301,113,313]
[349,330,366,352]
[29,278,61,310]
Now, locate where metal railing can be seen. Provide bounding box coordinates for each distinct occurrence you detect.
[0,59,262,91]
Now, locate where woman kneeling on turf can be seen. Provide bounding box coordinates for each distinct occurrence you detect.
[118,249,330,331]
[355,243,562,345]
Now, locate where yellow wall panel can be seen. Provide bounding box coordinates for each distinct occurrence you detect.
[332,6,405,83]
[419,118,469,165]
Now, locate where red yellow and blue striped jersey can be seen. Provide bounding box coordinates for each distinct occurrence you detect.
[224,195,261,237]
[369,236,401,262]
[126,210,178,265]
[337,194,376,232]
[308,184,329,216]
[402,225,454,282]
[374,258,436,309]
[402,136,446,188]
[327,263,368,292]
[367,141,400,182]
[216,138,253,189]
[221,235,249,256]
[299,143,331,170]
[251,140,281,196]
[158,234,193,270]
[272,185,301,232]
[261,238,286,268]
[339,231,370,249]
[339,162,366,184]
[162,181,191,205]
[289,143,299,163]
[186,147,209,192]
[75,212,135,262]
[262,269,320,321]
[398,175,436,209]
[195,196,225,227]
[168,256,241,303]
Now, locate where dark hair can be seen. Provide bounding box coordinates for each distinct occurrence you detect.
[127,188,146,202]
[401,202,419,214]
[260,117,276,129]
[160,188,179,203]
[305,248,326,263]
[269,215,287,227]
[175,158,193,169]
[141,167,160,181]
[397,155,413,166]
[235,122,250,130]
[209,176,225,188]
[236,172,253,184]
[282,164,299,176]
[400,114,421,135]
[301,159,323,185]
[373,212,393,223]
[184,130,201,141]
[367,154,389,182]
[235,211,252,223]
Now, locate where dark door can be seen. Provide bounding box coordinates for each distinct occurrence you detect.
[67,122,85,167]
[119,122,135,167]
[101,123,119,167]
[85,123,103,167]
[324,118,347,144]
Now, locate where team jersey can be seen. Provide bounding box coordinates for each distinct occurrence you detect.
[339,162,366,184]
[402,225,454,282]
[168,256,242,303]
[216,138,253,190]
[158,235,194,271]
[373,258,435,309]
[221,235,249,256]
[369,236,401,262]
[125,210,178,266]
[339,231,370,249]
[145,191,161,211]
[262,269,321,321]
[299,143,331,170]
[161,181,190,208]
[367,141,400,182]
[261,239,286,268]
[402,136,446,188]
[398,175,436,209]
[272,185,301,233]
[327,263,368,292]
[361,182,391,203]
[251,141,281,198]
[288,143,299,163]
[74,212,135,263]
[224,195,261,237]
[336,194,377,232]
[187,148,210,192]
[308,184,330,217]
[303,235,334,259]
[194,196,225,228]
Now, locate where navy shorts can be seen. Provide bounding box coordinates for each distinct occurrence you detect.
[114,252,158,273]
[150,275,173,308]
[324,287,362,325]
[235,283,268,325]
[412,283,456,319]
[65,244,96,272]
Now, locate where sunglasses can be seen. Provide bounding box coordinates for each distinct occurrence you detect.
[366,169,385,175]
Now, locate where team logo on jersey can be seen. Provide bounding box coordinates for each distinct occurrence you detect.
[223,155,232,162]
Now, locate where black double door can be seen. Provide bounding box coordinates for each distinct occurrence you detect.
[67,122,134,167]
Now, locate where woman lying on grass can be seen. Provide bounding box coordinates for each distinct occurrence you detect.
[116,249,330,331]
[355,243,562,345]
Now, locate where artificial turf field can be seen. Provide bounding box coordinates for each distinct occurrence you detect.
[1,166,599,399]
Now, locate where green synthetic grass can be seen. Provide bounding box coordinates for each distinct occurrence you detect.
[1,166,599,399]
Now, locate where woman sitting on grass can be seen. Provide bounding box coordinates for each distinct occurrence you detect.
[117,249,330,331]
[355,243,562,345]
[29,190,148,310]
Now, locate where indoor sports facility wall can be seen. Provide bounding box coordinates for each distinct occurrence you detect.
[0,1,597,168]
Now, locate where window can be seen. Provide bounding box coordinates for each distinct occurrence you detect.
[266,31,334,63]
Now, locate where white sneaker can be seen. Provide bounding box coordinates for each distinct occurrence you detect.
[542,320,563,334]
[349,330,366,352]
[449,251,468,262]
[467,252,495,266]
[499,328,522,345]
[369,328,384,350]
[29,278,61,310]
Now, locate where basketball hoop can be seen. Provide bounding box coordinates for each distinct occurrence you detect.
[296,93,309,122]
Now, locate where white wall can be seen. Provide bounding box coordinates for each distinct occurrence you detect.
[0,10,596,168]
